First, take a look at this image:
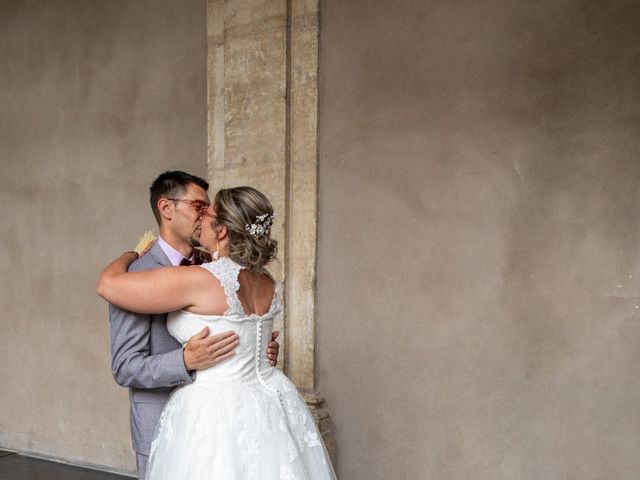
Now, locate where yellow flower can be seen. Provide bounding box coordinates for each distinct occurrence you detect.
[134,230,156,256]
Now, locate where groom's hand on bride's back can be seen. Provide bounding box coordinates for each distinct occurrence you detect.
[183,327,239,371]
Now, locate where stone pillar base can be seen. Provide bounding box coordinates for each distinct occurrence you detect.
[303,391,335,463]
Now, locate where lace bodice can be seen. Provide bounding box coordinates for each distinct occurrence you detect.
[166,257,281,385]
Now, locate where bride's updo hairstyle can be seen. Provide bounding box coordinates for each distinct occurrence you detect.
[214,186,278,270]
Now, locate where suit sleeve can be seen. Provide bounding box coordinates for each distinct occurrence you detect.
[109,305,194,389]
[108,259,195,389]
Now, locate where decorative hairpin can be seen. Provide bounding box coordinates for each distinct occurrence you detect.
[245,213,275,237]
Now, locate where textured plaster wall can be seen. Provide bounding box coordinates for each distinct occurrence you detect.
[317,1,640,479]
[0,0,206,472]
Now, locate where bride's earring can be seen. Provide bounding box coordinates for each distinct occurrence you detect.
[212,240,220,261]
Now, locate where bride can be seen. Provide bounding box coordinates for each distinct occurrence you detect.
[98,186,336,480]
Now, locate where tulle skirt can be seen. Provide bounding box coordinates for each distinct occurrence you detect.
[145,370,336,480]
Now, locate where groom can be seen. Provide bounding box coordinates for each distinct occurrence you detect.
[109,170,280,479]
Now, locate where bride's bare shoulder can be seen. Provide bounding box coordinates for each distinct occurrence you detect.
[187,264,229,315]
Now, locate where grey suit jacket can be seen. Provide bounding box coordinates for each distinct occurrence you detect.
[109,242,195,455]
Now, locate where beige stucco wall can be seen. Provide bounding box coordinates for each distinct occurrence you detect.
[317,1,640,479]
[0,0,206,473]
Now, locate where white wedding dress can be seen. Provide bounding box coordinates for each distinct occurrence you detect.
[145,257,336,480]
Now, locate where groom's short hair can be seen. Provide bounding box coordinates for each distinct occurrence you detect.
[150,170,210,225]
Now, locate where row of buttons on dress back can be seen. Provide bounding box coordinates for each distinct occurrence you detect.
[254,319,278,394]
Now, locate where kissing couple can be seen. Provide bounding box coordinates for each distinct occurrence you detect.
[98,171,336,479]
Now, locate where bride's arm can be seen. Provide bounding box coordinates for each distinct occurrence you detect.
[97,252,213,314]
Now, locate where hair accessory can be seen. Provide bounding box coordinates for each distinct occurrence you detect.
[245,213,275,237]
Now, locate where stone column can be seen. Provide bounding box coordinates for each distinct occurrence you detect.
[206,0,333,457]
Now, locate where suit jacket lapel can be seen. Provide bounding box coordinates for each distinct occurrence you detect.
[149,241,172,267]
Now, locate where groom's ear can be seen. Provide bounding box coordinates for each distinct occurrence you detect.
[157,198,173,222]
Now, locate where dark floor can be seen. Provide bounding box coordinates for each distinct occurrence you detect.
[0,450,129,480]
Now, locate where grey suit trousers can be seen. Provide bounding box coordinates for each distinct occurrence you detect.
[109,243,195,478]
[136,453,149,480]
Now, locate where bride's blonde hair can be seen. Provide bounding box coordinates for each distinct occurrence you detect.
[214,187,278,270]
